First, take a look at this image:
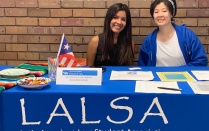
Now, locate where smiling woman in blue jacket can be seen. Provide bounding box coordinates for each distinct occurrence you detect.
[138,0,208,66]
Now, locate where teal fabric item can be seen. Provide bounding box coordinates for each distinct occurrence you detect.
[0,86,5,93]
[16,63,48,76]
[16,63,48,71]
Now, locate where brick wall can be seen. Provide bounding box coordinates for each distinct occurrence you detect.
[0,0,209,66]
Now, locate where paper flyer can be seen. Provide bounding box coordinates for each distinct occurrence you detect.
[188,81,209,94]
[110,71,154,80]
[135,81,181,94]
[157,71,196,82]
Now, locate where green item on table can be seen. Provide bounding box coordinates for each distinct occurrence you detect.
[16,63,48,76]
[16,63,48,71]
[0,86,5,93]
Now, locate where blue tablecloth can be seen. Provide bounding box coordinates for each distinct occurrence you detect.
[1,66,209,131]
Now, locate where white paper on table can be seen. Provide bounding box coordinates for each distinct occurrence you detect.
[135,81,181,94]
[110,71,154,80]
[191,70,209,80]
[129,67,142,70]
[188,81,209,94]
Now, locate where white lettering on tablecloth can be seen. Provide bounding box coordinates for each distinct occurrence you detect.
[46,98,74,124]
[81,97,101,124]
[20,99,41,125]
[107,96,133,124]
[20,97,168,125]
[140,97,168,124]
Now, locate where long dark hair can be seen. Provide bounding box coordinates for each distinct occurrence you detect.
[102,3,134,66]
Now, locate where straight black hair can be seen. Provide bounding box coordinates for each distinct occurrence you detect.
[102,3,134,65]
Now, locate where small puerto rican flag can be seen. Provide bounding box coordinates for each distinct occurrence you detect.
[57,34,80,67]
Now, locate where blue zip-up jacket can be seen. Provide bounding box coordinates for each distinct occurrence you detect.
[138,23,208,66]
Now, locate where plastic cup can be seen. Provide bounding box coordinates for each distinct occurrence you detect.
[48,57,58,81]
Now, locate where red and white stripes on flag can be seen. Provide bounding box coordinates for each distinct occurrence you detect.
[57,34,80,67]
[59,52,80,67]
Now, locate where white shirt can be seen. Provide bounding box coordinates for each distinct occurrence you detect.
[156,31,186,66]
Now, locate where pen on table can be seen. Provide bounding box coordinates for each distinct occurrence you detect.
[157,86,182,91]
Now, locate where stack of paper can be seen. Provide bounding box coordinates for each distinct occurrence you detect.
[110,71,154,80]
[191,71,209,80]
[188,82,209,94]
[135,81,181,94]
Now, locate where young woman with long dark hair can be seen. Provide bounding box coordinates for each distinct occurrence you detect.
[87,3,134,66]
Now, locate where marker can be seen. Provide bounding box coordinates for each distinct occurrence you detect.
[157,87,182,91]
